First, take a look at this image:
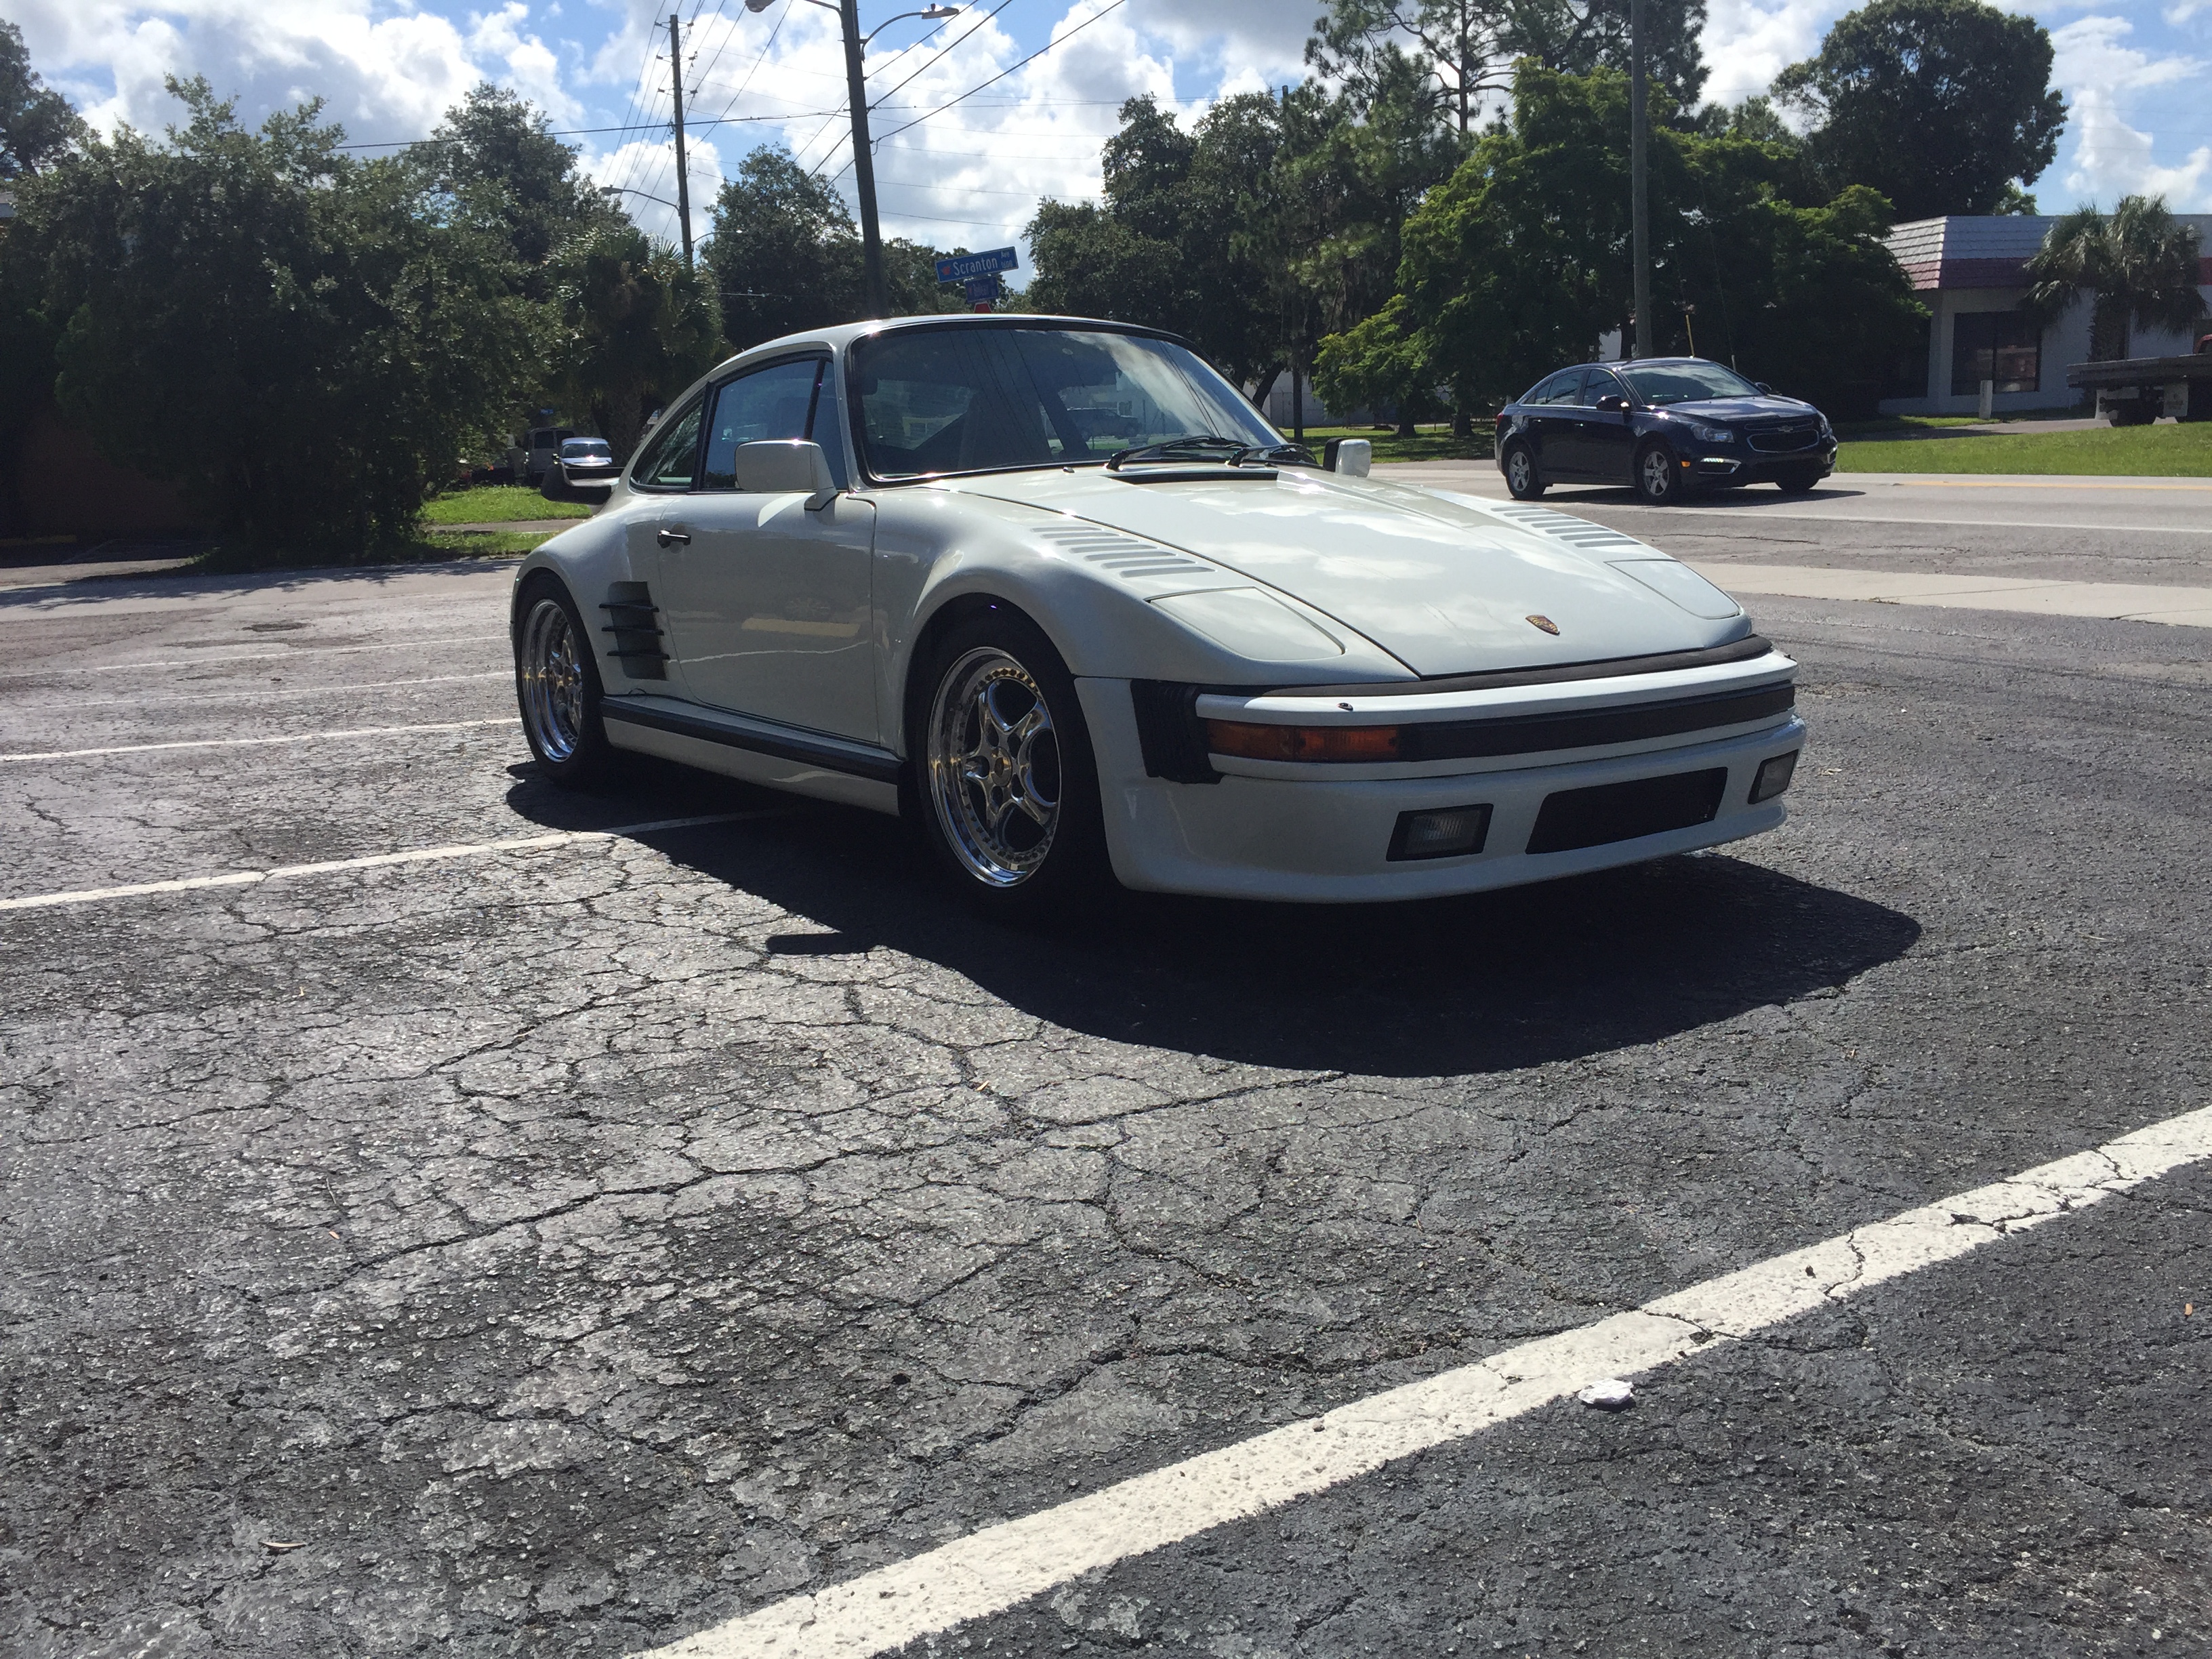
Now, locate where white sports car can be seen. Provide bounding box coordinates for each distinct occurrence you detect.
[511,315,1803,914]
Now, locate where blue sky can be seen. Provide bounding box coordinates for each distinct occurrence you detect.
[12,0,2210,262]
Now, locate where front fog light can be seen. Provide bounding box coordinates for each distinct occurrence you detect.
[1750,751,1799,804]
[1389,804,1492,861]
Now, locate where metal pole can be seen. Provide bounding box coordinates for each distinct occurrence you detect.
[669,14,693,267]
[1629,0,1650,360]
[840,0,888,317]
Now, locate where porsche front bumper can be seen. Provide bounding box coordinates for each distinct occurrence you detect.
[1075,657,1805,901]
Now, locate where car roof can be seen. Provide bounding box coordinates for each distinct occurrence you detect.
[699,312,1195,386]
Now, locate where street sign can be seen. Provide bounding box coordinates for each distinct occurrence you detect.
[962,274,1001,304]
[936,247,1019,283]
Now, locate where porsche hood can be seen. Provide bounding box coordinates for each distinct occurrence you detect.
[952,469,1749,678]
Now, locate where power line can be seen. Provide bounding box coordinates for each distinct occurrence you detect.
[869,0,1019,108]
[870,0,1129,148]
[332,107,831,152]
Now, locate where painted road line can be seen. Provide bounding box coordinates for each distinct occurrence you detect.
[0,813,782,913]
[48,669,510,710]
[0,717,523,764]
[1688,562,2212,628]
[634,1103,2212,1659]
[0,631,508,679]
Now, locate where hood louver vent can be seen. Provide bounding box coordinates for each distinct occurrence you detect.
[1035,523,1213,583]
[1486,503,1646,554]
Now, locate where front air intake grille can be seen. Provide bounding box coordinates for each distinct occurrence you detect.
[1748,424,1821,453]
[1525,767,1728,854]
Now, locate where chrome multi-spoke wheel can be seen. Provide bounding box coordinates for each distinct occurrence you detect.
[926,646,1063,887]
[520,596,588,763]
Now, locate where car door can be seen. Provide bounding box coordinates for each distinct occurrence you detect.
[1523,370,1589,478]
[1576,366,1637,485]
[653,357,880,744]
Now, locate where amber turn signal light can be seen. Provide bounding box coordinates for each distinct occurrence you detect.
[1204,720,1404,762]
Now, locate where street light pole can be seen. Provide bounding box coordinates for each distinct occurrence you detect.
[1629,0,1650,360]
[838,0,888,317]
[669,13,693,268]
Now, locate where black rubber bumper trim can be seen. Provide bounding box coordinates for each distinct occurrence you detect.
[602,701,902,785]
[1266,635,1777,701]
[1388,684,1795,764]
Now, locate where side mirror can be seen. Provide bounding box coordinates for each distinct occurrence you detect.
[1324,437,1372,476]
[1595,394,1630,413]
[1755,382,1772,395]
[731,439,838,508]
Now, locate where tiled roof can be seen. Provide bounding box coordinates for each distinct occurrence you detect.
[1884,213,2212,291]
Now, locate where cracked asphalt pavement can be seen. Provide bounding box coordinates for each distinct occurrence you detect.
[2,506,2208,1659]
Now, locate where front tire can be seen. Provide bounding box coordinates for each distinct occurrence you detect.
[1774,464,1822,493]
[1502,441,1545,500]
[912,607,1110,920]
[1635,443,1682,504]
[514,577,614,786]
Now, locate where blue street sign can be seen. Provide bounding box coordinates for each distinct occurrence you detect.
[936,247,1019,283]
[962,274,1000,303]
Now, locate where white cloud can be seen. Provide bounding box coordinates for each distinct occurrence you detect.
[1697,0,1835,108]
[2052,15,2211,205]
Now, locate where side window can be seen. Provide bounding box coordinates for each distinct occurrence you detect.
[1585,369,1626,404]
[632,400,705,489]
[1532,371,1582,405]
[700,359,825,489]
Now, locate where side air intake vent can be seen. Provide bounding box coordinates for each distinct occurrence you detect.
[600,580,668,680]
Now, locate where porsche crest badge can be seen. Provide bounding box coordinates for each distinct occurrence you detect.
[1526,614,1561,636]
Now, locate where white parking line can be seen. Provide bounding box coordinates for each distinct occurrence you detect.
[42,669,510,710]
[0,631,508,679]
[635,1103,2212,1659]
[0,717,523,764]
[0,813,781,912]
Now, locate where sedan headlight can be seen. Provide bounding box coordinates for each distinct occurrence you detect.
[1687,423,1734,444]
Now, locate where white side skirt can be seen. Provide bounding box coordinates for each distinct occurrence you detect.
[605,719,900,816]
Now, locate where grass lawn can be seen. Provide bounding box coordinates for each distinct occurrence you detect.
[1294,423,1495,463]
[1836,420,2212,476]
[422,485,592,524]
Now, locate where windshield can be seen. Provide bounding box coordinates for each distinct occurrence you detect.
[1618,361,1761,405]
[562,440,611,458]
[851,325,1278,478]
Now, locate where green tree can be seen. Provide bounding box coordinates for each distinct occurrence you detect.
[550,224,724,460]
[1312,297,1438,434]
[22,78,532,556]
[1349,64,1925,418]
[411,83,621,302]
[1773,0,2065,220]
[702,146,958,349]
[2021,196,2207,362]
[1,20,85,178]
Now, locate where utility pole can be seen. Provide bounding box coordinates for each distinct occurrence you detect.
[838,0,888,317]
[668,13,693,267]
[1629,0,1650,359]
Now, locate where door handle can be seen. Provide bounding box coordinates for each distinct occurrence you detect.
[657,527,691,546]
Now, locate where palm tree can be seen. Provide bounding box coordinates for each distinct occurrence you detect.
[2021,194,2207,361]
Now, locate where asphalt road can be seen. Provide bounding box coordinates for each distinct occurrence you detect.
[3,474,2209,1659]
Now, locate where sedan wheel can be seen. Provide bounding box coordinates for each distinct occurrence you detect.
[1504,443,1544,500]
[515,581,611,784]
[1635,444,1679,505]
[916,610,1108,916]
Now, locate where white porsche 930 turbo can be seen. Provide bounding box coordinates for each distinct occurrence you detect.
[510,315,1803,914]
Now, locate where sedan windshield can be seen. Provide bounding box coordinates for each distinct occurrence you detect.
[562,440,612,459]
[1619,361,1761,405]
[852,325,1278,478]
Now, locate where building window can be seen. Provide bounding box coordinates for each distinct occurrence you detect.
[1951,312,2041,396]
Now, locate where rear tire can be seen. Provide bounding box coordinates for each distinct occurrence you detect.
[910,606,1111,922]
[1634,443,1681,504]
[2106,399,2154,427]
[514,576,615,787]
[1502,441,1545,500]
[1774,465,1822,493]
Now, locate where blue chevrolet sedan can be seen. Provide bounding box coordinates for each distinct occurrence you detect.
[1495,358,1837,505]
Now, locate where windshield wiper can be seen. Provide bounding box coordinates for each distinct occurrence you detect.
[1233,441,1319,468]
[1105,434,1297,470]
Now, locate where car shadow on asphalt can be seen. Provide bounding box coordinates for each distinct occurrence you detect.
[506,758,1921,1080]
